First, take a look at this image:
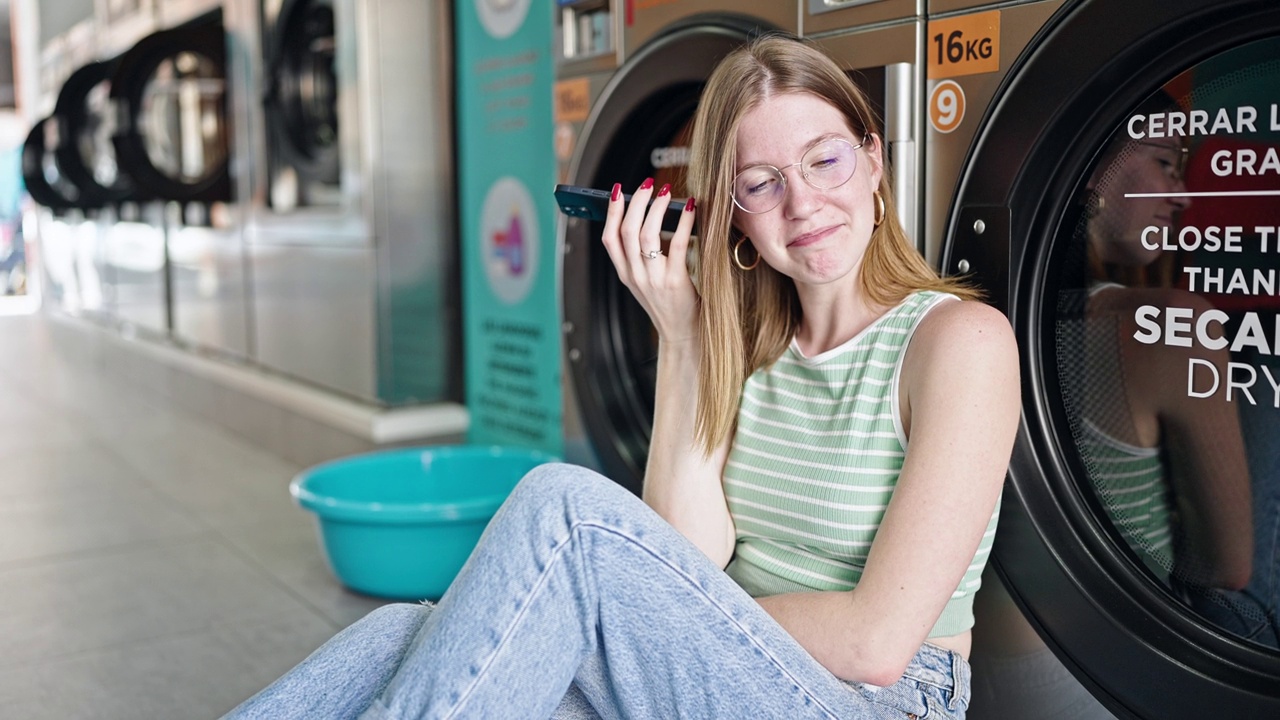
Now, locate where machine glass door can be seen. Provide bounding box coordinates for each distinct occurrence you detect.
[22,117,80,211]
[137,52,226,186]
[943,0,1280,716]
[53,59,138,207]
[110,11,231,203]
[263,0,339,209]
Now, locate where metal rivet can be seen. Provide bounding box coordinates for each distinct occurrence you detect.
[562,321,575,334]
[569,348,581,362]
[973,219,986,235]
[957,259,971,273]
[563,242,573,254]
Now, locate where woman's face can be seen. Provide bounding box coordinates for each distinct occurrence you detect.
[732,92,883,289]
[1090,138,1190,267]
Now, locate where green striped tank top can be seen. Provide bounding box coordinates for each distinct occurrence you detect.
[1078,421,1175,582]
[723,290,1000,638]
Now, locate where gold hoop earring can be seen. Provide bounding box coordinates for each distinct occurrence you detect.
[732,237,760,271]
[873,190,886,227]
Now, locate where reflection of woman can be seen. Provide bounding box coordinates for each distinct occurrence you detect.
[225,36,1020,719]
[1078,129,1254,594]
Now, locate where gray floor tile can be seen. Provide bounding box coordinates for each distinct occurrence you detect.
[0,313,401,716]
[0,478,204,566]
[215,512,394,628]
[0,539,321,670]
[0,444,152,500]
[0,612,338,720]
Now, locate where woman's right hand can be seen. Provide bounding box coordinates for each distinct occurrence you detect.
[599,179,699,345]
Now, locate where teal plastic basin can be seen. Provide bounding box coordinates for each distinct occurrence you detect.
[290,445,557,600]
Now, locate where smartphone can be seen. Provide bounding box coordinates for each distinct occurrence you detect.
[554,184,687,232]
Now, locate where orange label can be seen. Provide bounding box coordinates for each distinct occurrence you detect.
[927,11,1001,79]
[554,78,591,123]
[929,80,967,134]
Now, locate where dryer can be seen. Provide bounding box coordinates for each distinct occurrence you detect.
[24,6,153,323]
[238,0,460,406]
[558,1,1280,716]
[934,0,1280,716]
[556,1,798,493]
[556,0,926,494]
[104,7,234,342]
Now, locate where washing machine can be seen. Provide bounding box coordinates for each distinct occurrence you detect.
[559,0,1280,716]
[556,0,927,493]
[238,0,459,405]
[555,1,799,493]
[21,114,105,315]
[23,6,153,322]
[259,0,339,212]
[102,6,235,341]
[50,53,150,329]
[932,0,1280,716]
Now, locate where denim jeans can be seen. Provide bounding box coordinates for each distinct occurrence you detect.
[225,463,971,719]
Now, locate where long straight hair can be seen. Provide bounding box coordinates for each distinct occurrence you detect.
[686,35,979,454]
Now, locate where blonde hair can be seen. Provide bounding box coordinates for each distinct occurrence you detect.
[687,35,979,454]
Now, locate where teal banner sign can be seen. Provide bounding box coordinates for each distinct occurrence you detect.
[457,0,562,456]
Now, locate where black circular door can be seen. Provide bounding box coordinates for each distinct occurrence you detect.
[562,17,771,495]
[53,58,141,207]
[110,11,230,203]
[22,117,79,211]
[943,0,1280,716]
[263,0,338,187]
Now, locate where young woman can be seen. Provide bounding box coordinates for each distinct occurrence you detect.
[225,35,1019,720]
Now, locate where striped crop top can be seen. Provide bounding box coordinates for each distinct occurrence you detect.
[722,290,1001,638]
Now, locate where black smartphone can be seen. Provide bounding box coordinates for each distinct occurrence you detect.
[554,184,687,232]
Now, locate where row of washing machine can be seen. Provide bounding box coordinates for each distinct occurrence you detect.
[552,1,1280,717]
[21,1,1280,715]
[23,0,459,406]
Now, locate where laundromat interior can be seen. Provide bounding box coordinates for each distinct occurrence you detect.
[2,0,1278,717]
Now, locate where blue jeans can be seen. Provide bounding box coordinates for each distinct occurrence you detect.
[225,464,971,719]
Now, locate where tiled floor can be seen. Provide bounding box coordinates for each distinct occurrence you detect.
[0,309,392,719]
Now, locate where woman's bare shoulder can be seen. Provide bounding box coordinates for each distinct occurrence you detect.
[913,299,1017,360]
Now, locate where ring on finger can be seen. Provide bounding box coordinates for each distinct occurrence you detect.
[641,249,664,260]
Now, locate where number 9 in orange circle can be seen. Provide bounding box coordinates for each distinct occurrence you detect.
[929,80,966,134]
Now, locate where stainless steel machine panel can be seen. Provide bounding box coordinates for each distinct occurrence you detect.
[104,202,169,336]
[803,0,920,35]
[249,243,377,400]
[921,0,1064,266]
[809,20,924,242]
[168,203,250,358]
[621,0,798,58]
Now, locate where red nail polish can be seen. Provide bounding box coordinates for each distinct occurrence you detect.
[684,197,696,212]
[611,183,621,201]
[657,183,671,197]
[639,177,654,191]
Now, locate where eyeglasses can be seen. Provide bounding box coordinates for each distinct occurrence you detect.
[1136,140,1189,182]
[731,137,864,214]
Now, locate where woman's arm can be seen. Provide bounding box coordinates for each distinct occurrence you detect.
[757,301,1020,685]
[599,181,736,565]
[1122,290,1253,589]
[644,338,736,567]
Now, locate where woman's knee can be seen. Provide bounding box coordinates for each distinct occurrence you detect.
[358,603,432,635]
[512,462,622,504]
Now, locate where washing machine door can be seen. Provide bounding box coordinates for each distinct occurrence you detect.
[21,117,79,211]
[262,0,339,189]
[943,0,1280,716]
[110,11,231,203]
[53,58,141,208]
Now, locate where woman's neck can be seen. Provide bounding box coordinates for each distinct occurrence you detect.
[792,280,886,356]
